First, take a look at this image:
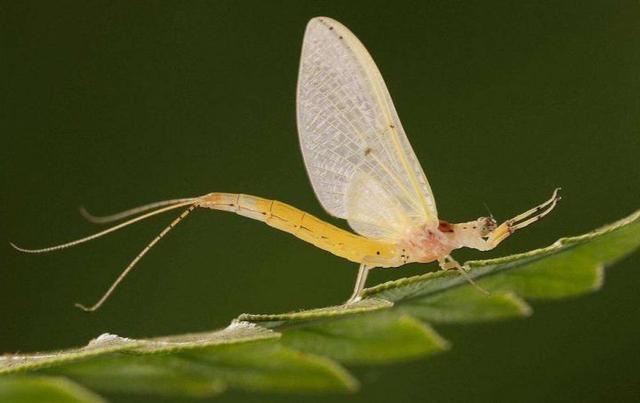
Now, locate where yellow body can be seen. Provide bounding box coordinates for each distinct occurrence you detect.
[199,193,398,266]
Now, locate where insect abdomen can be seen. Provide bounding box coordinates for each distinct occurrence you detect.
[198,193,396,264]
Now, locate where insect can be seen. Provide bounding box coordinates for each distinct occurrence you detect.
[12,17,560,312]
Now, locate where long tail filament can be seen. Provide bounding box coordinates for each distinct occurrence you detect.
[80,197,197,224]
[75,204,197,312]
[10,198,200,311]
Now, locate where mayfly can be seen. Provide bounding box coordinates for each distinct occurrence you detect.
[12,17,560,311]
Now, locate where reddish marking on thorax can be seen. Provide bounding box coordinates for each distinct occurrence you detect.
[402,226,455,263]
[438,220,454,233]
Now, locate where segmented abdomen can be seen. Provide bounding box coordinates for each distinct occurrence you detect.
[198,193,397,266]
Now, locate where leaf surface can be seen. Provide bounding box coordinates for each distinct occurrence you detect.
[2,210,639,401]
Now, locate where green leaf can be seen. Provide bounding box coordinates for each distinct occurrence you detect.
[0,376,106,403]
[239,299,448,364]
[279,312,449,364]
[54,338,355,395]
[237,297,393,325]
[2,209,639,400]
[2,323,357,397]
[401,289,532,323]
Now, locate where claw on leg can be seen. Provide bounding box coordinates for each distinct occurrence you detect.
[487,188,561,247]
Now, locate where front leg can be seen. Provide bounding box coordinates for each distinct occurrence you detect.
[485,188,561,249]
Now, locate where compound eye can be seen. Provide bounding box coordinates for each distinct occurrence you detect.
[477,217,496,236]
[484,217,497,232]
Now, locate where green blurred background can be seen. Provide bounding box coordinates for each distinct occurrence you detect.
[2,1,639,402]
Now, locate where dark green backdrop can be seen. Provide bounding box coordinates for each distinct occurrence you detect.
[2,1,639,402]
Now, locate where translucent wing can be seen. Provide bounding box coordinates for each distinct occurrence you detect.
[345,172,413,241]
[296,17,438,240]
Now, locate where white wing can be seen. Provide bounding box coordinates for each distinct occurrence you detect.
[345,172,414,241]
[296,17,438,240]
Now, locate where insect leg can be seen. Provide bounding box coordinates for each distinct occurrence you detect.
[485,188,561,248]
[346,263,370,304]
[438,256,489,295]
